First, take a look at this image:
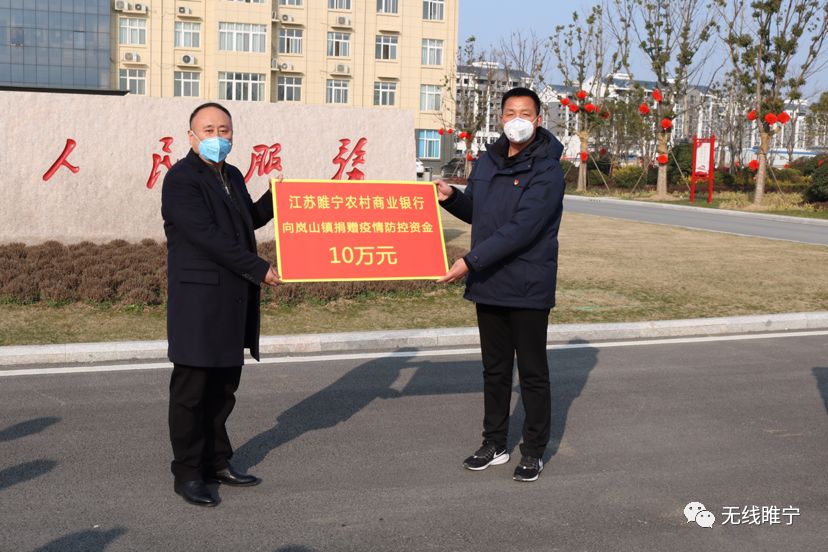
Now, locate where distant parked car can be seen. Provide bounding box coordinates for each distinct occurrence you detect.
[415,158,425,177]
[440,158,466,178]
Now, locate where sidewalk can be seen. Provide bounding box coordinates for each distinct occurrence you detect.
[564,194,828,226]
[2,311,827,366]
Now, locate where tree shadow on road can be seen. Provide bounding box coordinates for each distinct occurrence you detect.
[0,417,60,443]
[507,339,600,462]
[1,416,61,492]
[32,527,127,552]
[0,459,58,492]
[233,348,481,472]
[813,367,828,416]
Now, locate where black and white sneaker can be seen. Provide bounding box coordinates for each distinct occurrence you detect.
[513,455,543,482]
[463,442,510,471]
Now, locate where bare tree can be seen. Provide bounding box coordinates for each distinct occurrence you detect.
[806,90,828,148]
[709,75,752,171]
[551,5,625,191]
[723,0,828,205]
[596,90,653,168]
[782,100,806,165]
[497,29,553,90]
[611,0,723,198]
[439,37,500,176]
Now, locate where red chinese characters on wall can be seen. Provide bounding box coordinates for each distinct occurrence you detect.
[42,139,80,181]
[244,143,283,183]
[145,137,174,190]
[40,136,372,186]
[331,137,367,180]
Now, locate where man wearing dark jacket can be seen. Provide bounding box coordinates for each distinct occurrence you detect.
[436,87,565,482]
[161,102,281,507]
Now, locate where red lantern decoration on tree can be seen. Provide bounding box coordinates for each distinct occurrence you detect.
[748,159,760,171]
[560,97,570,106]
[764,113,778,125]
[466,153,474,161]
[660,118,673,130]
[657,154,669,165]
[447,128,454,134]
[639,103,651,115]
[576,90,588,100]
[584,103,597,113]
[580,151,589,162]
[438,128,445,135]
[778,112,791,124]
[569,104,579,113]
[747,110,757,121]
[652,89,663,102]
[599,148,608,156]
[601,110,611,120]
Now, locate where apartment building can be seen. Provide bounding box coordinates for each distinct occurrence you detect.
[453,62,532,155]
[110,0,458,169]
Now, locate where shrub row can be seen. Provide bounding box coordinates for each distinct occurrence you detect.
[0,240,466,306]
[805,163,828,203]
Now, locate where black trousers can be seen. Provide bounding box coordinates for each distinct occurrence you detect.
[476,303,551,458]
[169,364,242,482]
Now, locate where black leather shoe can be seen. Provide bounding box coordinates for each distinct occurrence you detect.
[174,479,218,507]
[207,465,261,487]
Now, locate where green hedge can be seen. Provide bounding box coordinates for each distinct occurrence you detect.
[804,164,828,203]
[789,155,828,177]
[612,165,647,189]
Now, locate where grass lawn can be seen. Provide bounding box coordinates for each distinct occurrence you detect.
[1,211,827,346]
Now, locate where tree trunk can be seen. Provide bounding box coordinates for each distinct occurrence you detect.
[754,130,770,206]
[655,132,669,198]
[728,142,739,174]
[463,138,473,178]
[577,130,589,192]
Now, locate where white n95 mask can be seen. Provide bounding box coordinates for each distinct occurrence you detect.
[503,117,537,144]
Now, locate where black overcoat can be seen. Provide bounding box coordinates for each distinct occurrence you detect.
[161,149,273,367]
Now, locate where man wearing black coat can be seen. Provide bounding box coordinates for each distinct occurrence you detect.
[436,87,565,482]
[161,102,281,507]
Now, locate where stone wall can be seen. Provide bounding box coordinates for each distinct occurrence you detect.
[0,91,415,244]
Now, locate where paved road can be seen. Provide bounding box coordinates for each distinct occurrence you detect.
[1,332,826,551]
[564,196,828,246]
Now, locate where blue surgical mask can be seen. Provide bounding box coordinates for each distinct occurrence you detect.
[193,132,232,163]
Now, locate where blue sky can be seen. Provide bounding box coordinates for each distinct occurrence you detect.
[458,0,827,100]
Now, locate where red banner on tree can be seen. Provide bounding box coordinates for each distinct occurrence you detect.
[271,179,448,282]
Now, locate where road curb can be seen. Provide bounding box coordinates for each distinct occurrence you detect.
[564,194,828,227]
[2,311,826,367]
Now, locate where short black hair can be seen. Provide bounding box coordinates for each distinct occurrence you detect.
[189,102,232,127]
[501,87,541,116]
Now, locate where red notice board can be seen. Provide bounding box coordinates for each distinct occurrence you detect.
[271,179,449,282]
